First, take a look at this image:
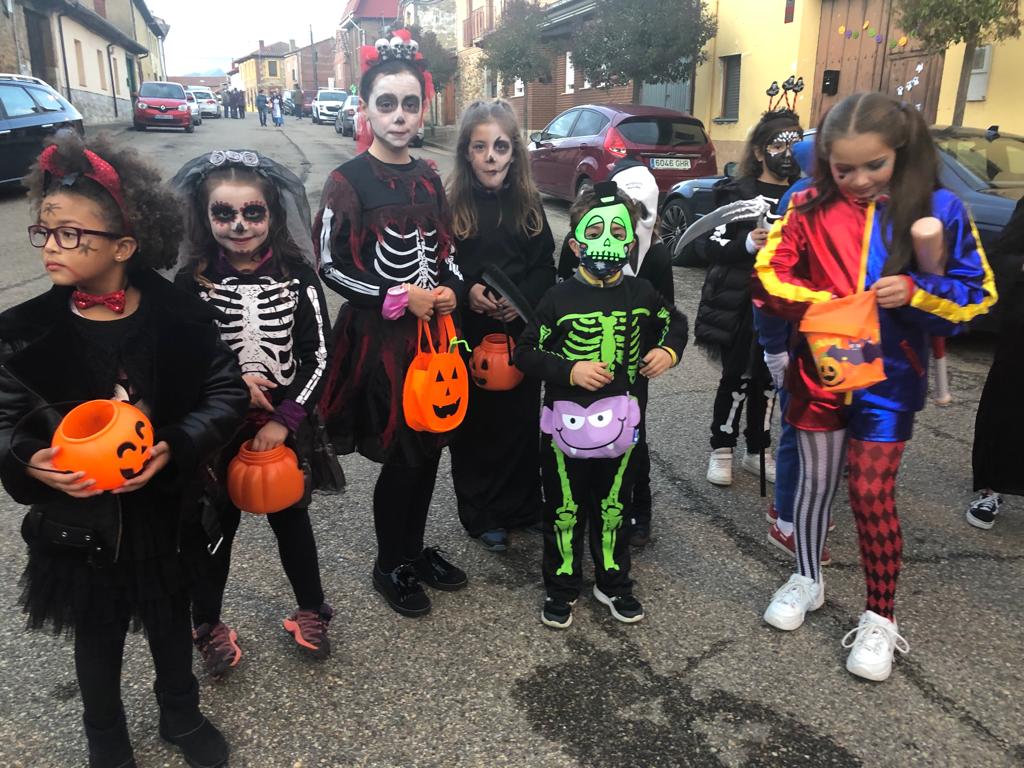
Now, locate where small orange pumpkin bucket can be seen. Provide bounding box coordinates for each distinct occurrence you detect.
[470,333,524,391]
[227,441,305,515]
[51,400,154,490]
[403,315,470,433]
[799,291,887,393]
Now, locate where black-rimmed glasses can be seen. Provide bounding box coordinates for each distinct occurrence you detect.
[28,224,124,250]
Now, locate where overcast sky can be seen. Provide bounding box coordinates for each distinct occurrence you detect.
[152,0,346,75]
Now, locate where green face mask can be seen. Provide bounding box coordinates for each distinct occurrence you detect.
[573,185,635,279]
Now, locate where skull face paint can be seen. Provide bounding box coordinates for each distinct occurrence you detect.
[540,395,641,458]
[363,72,424,159]
[207,181,270,260]
[467,120,514,191]
[573,186,635,279]
[762,128,803,180]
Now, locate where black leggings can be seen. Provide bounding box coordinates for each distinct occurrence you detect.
[710,328,771,453]
[191,503,325,627]
[373,449,442,571]
[74,594,195,729]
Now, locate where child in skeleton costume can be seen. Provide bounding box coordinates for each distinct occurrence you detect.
[172,149,335,673]
[695,110,803,489]
[517,183,688,629]
[557,159,673,549]
[755,93,995,682]
[0,133,247,768]
[314,33,469,618]
[446,99,555,553]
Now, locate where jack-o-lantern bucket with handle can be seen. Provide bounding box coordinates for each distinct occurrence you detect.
[227,441,306,515]
[470,333,524,391]
[51,399,154,490]
[403,315,470,433]
[798,291,887,393]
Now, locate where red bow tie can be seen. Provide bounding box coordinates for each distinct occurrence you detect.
[72,289,127,314]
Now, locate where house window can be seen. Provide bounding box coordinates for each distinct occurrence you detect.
[565,51,574,93]
[967,45,992,102]
[74,40,86,87]
[513,78,524,97]
[268,60,278,77]
[719,54,741,121]
[112,57,120,94]
[96,50,107,90]
[94,0,106,17]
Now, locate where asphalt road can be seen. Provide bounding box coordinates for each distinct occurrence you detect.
[0,116,1020,768]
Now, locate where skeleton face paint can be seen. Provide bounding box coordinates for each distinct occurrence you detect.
[762,128,803,180]
[467,121,514,191]
[573,188,635,279]
[364,72,424,159]
[207,181,270,260]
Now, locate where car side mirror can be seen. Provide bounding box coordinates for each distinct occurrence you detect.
[530,131,544,145]
[724,161,738,178]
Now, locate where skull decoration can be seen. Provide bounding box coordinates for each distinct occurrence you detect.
[407,40,419,56]
[541,395,641,459]
[375,38,391,57]
[573,181,635,279]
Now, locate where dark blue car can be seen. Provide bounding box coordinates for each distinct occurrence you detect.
[660,125,1024,271]
[0,74,84,186]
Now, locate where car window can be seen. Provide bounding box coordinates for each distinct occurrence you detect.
[25,85,65,112]
[318,91,346,101]
[186,92,196,102]
[345,95,359,107]
[0,85,40,117]
[617,117,708,148]
[545,110,578,139]
[139,83,185,99]
[570,110,608,138]
[192,90,213,100]
[934,134,1024,186]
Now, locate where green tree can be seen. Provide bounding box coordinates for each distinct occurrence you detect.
[894,0,1020,125]
[407,25,457,92]
[569,0,717,103]
[480,1,553,130]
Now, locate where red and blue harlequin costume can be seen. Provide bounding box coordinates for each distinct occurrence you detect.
[754,187,996,621]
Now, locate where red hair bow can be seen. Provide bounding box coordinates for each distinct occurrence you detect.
[38,145,130,233]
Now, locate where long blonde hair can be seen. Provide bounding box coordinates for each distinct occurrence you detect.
[447,99,544,240]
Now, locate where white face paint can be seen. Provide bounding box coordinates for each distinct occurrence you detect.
[362,72,423,161]
[466,121,514,191]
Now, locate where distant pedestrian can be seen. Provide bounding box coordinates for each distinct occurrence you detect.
[292,85,304,120]
[230,90,239,119]
[271,92,283,127]
[256,88,268,127]
[238,90,246,119]
[222,89,230,118]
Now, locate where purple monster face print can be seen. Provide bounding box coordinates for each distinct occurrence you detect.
[541,395,641,459]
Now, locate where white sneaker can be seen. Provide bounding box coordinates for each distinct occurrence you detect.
[841,610,909,682]
[707,448,733,486]
[741,452,776,484]
[763,574,823,631]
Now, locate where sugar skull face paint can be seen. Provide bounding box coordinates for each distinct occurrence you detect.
[207,181,270,258]
[762,128,803,179]
[540,395,641,459]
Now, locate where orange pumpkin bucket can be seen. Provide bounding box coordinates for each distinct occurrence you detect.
[51,400,154,490]
[403,315,470,433]
[799,291,887,393]
[470,333,524,391]
[227,441,305,515]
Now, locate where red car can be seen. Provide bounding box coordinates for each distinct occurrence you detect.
[528,104,716,201]
[134,81,193,132]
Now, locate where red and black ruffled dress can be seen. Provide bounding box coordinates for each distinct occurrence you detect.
[313,152,464,464]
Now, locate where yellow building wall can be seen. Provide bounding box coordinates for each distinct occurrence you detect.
[58,18,131,99]
[692,0,822,167]
[936,36,1024,129]
[137,28,164,82]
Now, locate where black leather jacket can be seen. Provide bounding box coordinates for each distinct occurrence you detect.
[0,269,249,560]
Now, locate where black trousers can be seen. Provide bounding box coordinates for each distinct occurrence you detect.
[74,594,195,729]
[540,438,633,601]
[710,325,771,452]
[373,447,441,571]
[258,107,267,126]
[450,377,542,536]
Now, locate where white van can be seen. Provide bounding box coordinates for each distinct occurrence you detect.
[311,89,348,125]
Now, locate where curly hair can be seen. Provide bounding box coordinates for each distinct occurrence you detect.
[23,130,182,271]
[179,165,306,285]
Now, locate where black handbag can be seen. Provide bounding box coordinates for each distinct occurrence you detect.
[307,414,346,495]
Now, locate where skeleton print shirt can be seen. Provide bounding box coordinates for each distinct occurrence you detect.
[313,152,462,308]
[516,276,688,408]
[176,259,331,421]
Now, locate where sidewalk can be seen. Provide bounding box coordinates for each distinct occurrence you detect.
[423,124,457,153]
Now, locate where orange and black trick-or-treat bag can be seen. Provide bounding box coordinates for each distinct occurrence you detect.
[403,315,470,433]
[798,291,887,393]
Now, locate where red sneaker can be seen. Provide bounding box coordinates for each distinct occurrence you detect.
[768,524,832,566]
[766,503,778,524]
[193,622,242,678]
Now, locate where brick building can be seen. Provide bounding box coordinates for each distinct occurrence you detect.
[335,0,400,93]
[282,37,336,97]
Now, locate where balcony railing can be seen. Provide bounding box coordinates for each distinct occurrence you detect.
[462,2,495,48]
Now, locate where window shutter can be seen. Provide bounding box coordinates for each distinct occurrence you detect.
[722,55,741,120]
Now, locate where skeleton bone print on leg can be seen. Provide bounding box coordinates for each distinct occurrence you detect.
[203,276,301,384]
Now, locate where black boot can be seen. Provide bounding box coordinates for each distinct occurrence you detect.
[155,680,229,768]
[84,709,136,768]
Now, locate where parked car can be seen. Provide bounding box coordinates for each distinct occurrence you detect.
[184,91,202,126]
[0,73,83,185]
[188,87,220,118]
[311,89,347,125]
[662,125,1024,268]
[134,81,193,132]
[528,104,716,202]
[334,94,359,136]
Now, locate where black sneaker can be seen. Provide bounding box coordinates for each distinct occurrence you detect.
[372,562,431,617]
[593,585,645,623]
[629,521,651,548]
[540,596,575,629]
[413,547,469,591]
[477,529,508,552]
[966,493,1002,530]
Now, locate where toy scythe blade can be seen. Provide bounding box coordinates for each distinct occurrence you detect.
[481,264,540,327]
[671,197,773,258]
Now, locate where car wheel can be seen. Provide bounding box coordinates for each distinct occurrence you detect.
[660,198,703,267]
[335,120,342,133]
[575,176,593,199]
[185,122,195,134]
